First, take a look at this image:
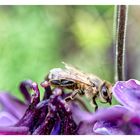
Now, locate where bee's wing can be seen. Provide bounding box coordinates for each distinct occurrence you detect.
[62,62,87,77]
[47,68,69,80]
[48,66,92,85]
[62,62,103,86]
[63,62,91,81]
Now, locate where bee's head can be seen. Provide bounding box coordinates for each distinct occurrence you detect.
[99,81,112,105]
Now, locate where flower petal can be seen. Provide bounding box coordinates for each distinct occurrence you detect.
[0,111,18,126]
[113,79,140,111]
[40,81,52,100]
[15,94,47,133]
[77,105,129,135]
[70,102,93,125]
[19,80,32,104]
[50,121,61,135]
[31,82,40,105]
[0,126,29,135]
[93,121,125,135]
[0,92,27,119]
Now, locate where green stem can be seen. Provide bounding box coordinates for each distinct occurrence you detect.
[114,5,128,82]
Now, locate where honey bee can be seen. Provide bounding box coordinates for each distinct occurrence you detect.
[46,62,112,111]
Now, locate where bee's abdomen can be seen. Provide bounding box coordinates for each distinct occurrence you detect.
[49,79,78,90]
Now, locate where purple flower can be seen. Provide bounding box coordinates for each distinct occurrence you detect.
[0,80,77,135]
[1,79,140,135]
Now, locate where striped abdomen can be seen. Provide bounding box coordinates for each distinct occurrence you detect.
[49,79,78,90]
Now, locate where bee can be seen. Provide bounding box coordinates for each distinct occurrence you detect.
[46,62,112,111]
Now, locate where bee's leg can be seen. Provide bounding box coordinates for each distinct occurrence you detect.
[65,89,80,102]
[92,96,98,111]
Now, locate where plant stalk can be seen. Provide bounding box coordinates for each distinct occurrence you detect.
[114,5,128,82]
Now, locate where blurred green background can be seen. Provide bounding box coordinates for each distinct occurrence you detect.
[0,5,116,100]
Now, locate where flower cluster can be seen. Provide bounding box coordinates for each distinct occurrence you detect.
[0,80,77,135]
[1,79,140,135]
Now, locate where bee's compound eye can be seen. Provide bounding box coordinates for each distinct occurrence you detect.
[101,87,108,97]
[103,90,108,96]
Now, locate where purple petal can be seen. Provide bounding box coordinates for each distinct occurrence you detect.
[32,100,49,131]
[50,121,61,135]
[0,92,27,119]
[71,103,128,125]
[76,104,140,135]
[77,105,129,135]
[0,126,29,135]
[113,79,140,111]
[32,104,58,135]
[0,111,18,126]
[15,93,47,132]
[93,121,125,135]
[70,102,93,125]
[128,123,140,135]
[15,103,40,132]
[31,82,40,105]
[40,81,52,100]
[90,105,128,122]
[19,80,32,104]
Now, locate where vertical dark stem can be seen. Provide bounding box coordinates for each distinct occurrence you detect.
[114,5,128,82]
